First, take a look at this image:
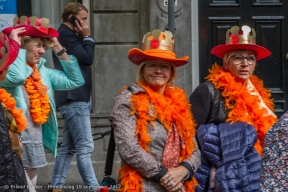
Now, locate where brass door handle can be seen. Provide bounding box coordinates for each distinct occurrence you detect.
[286,53,288,60]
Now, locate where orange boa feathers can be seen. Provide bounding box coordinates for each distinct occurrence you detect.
[0,88,26,132]
[206,64,277,155]
[118,81,198,191]
[25,63,50,124]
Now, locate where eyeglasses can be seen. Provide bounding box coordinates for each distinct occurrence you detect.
[145,63,172,72]
[231,55,256,65]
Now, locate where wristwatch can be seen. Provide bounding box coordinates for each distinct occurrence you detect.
[56,47,67,56]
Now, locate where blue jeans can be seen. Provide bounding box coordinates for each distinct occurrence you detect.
[51,101,99,191]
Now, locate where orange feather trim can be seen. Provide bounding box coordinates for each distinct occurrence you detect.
[118,81,198,192]
[25,63,50,124]
[0,88,26,132]
[206,64,277,156]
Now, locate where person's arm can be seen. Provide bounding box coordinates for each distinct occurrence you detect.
[58,32,95,66]
[47,55,84,90]
[160,110,201,191]
[109,90,168,181]
[160,138,201,192]
[189,82,214,126]
[50,37,71,61]
[0,49,31,87]
[180,137,201,180]
[46,36,84,90]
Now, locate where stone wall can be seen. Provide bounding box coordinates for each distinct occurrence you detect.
[36,0,150,187]
[32,0,194,189]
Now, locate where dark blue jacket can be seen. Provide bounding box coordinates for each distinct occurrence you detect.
[53,24,95,107]
[0,105,27,191]
[194,122,261,192]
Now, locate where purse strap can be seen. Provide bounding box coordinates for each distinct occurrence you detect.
[104,125,115,176]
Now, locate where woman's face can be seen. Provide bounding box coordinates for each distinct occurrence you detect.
[223,50,257,83]
[142,60,173,93]
[25,38,46,64]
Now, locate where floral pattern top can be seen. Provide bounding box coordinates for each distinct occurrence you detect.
[260,111,288,191]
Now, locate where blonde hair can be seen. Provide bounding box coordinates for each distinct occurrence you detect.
[21,36,52,50]
[136,60,177,86]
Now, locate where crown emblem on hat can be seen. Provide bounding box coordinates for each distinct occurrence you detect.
[226,25,256,45]
[13,15,50,34]
[142,29,175,52]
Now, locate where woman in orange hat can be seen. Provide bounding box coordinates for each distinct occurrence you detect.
[189,26,278,191]
[109,29,200,192]
[0,15,84,189]
[0,32,27,190]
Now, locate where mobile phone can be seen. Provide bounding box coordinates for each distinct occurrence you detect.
[69,15,81,27]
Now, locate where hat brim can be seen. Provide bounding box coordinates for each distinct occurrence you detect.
[128,48,189,67]
[2,25,59,38]
[211,44,271,60]
[0,35,20,71]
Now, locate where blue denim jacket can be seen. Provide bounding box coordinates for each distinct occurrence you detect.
[0,49,85,157]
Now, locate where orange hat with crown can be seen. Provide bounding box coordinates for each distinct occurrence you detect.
[128,29,189,67]
[2,15,59,38]
[211,25,271,60]
[0,32,20,72]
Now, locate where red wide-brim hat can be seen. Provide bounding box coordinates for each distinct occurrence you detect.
[2,24,59,38]
[211,44,271,60]
[0,32,20,71]
[128,48,189,67]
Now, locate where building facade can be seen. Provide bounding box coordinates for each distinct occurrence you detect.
[2,0,288,188]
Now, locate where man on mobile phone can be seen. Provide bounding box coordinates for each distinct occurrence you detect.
[50,2,98,192]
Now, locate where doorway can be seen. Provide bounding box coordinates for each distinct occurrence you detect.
[198,0,288,117]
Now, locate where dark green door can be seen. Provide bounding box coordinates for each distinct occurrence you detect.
[199,0,288,117]
[17,0,32,16]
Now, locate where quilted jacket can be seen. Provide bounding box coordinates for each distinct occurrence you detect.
[194,122,261,192]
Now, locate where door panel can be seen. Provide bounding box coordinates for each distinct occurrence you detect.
[16,0,32,16]
[199,0,288,117]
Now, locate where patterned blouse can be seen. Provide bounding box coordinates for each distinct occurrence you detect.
[260,111,288,191]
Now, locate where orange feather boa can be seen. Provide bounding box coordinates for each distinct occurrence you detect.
[25,63,50,124]
[206,64,277,155]
[0,88,26,132]
[117,81,198,192]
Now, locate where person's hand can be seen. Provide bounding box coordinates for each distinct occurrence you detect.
[167,182,185,192]
[50,37,60,48]
[50,37,71,61]
[74,19,91,38]
[50,37,63,53]
[160,166,188,192]
[9,27,26,46]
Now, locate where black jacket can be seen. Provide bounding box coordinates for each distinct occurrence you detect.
[53,24,95,107]
[189,81,228,126]
[0,104,27,191]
